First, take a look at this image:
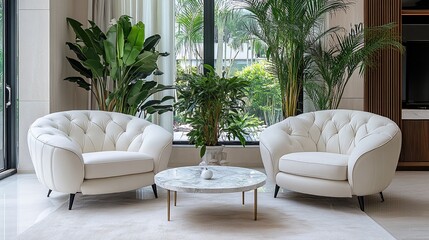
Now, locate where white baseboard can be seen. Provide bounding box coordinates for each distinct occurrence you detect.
[169,145,263,168]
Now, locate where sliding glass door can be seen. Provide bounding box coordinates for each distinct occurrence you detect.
[0,0,5,171]
[0,0,17,175]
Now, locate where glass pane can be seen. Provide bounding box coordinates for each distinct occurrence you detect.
[174,0,204,141]
[0,0,4,170]
[214,0,280,142]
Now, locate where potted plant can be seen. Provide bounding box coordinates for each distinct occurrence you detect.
[176,64,259,165]
[240,0,350,118]
[305,23,403,110]
[65,15,174,117]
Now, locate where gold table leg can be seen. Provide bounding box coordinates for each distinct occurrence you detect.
[254,188,258,221]
[174,191,177,206]
[242,191,245,205]
[167,190,171,221]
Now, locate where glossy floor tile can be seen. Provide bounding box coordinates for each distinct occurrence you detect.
[1,171,429,240]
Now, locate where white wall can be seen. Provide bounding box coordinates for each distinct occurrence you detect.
[18,0,89,172]
[18,0,51,172]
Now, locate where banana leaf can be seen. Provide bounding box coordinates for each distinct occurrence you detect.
[64,77,91,91]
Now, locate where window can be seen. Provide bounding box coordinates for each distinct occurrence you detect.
[113,0,282,143]
[173,0,281,142]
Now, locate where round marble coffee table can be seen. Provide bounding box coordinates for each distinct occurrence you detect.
[154,166,266,221]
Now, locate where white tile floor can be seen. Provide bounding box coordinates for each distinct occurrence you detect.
[0,174,68,240]
[1,171,429,240]
[0,170,275,240]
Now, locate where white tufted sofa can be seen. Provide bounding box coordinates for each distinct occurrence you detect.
[28,110,173,209]
[260,110,401,211]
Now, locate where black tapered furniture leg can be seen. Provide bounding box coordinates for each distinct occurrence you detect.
[357,196,365,211]
[68,194,76,210]
[152,184,158,198]
[379,192,384,202]
[47,189,52,197]
[274,185,280,198]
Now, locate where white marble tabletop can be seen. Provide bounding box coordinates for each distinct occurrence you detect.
[154,166,267,193]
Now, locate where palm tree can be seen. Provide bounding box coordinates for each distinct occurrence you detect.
[305,23,403,110]
[176,0,204,73]
[239,0,350,118]
[215,0,235,76]
[222,10,267,77]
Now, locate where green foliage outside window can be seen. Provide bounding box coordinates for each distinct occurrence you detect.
[235,61,282,126]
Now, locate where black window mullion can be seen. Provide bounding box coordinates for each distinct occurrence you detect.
[203,0,215,69]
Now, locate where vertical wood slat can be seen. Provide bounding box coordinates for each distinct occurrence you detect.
[364,0,402,127]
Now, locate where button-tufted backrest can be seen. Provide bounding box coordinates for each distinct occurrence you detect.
[30,110,152,153]
[276,110,399,155]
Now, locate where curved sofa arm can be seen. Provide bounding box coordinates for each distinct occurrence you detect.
[138,124,173,173]
[348,130,401,196]
[260,125,304,181]
[27,128,84,193]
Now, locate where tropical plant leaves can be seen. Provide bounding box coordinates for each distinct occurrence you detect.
[305,22,402,110]
[175,64,260,156]
[66,18,93,48]
[65,15,173,116]
[241,0,352,117]
[126,80,174,117]
[65,42,86,61]
[64,77,91,91]
[66,57,92,78]
[143,34,161,51]
[116,23,125,60]
[127,21,145,49]
[117,15,132,37]
[82,59,104,78]
[88,20,106,41]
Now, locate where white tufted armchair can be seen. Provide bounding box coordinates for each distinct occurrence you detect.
[28,110,173,209]
[260,110,401,211]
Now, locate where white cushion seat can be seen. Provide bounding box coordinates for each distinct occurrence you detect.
[83,151,154,179]
[279,152,349,181]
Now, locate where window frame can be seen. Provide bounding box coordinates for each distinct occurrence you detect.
[173,0,262,145]
[0,0,18,179]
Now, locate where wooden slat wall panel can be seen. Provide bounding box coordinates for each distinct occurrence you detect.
[364,0,402,127]
[401,120,429,162]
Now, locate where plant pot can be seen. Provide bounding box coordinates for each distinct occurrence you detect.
[200,145,228,166]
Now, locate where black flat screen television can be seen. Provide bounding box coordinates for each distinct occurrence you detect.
[404,41,429,109]
[403,0,429,9]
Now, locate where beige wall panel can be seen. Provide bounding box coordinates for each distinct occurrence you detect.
[50,0,89,112]
[338,99,364,111]
[328,1,364,110]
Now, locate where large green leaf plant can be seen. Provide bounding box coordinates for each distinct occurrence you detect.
[65,15,174,117]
